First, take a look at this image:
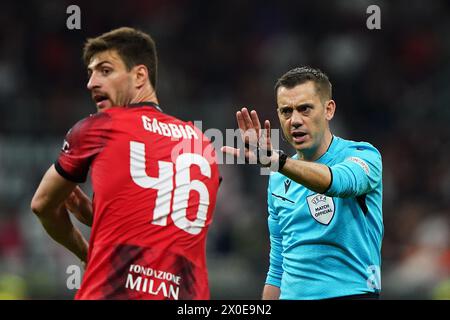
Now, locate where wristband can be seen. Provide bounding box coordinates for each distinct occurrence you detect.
[277,150,288,171]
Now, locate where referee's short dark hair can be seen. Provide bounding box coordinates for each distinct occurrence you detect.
[83,27,158,89]
[275,66,332,102]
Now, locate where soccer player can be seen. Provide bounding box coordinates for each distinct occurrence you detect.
[30,27,220,300]
[222,67,383,300]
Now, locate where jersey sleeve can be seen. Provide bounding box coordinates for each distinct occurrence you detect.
[55,112,112,183]
[325,143,382,198]
[265,177,283,288]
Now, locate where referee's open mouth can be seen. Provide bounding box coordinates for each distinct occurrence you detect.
[291,131,308,143]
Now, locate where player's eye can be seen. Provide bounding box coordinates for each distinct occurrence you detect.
[101,68,112,76]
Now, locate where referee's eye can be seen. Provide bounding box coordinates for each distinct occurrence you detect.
[279,107,293,117]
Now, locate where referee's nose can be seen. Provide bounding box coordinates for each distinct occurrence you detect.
[291,110,304,129]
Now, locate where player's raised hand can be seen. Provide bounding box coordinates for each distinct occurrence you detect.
[221,108,274,167]
[65,186,93,227]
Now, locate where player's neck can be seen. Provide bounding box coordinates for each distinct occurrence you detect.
[130,85,159,105]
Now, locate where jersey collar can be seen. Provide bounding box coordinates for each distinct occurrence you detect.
[128,101,163,113]
[315,135,339,164]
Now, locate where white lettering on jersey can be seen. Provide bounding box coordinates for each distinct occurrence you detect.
[172,153,211,235]
[62,140,70,153]
[130,141,173,226]
[130,141,211,235]
[141,116,198,140]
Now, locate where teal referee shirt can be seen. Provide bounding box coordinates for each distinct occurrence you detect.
[266,135,383,299]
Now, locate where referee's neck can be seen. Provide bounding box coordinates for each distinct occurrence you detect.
[297,131,333,162]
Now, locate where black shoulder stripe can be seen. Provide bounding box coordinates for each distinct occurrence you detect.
[54,161,86,183]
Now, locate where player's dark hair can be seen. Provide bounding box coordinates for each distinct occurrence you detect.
[83,27,158,89]
[274,66,332,102]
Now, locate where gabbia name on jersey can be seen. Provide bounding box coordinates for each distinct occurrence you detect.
[141,115,199,140]
[55,103,220,300]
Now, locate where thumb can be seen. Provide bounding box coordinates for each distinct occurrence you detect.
[221,146,240,158]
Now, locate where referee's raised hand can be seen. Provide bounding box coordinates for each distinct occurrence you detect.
[221,107,275,167]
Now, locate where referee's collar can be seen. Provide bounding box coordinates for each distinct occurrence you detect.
[128,101,163,112]
[315,135,338,164]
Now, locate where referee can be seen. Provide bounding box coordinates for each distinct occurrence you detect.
[222,66,383,300]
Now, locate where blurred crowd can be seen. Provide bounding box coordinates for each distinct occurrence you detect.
[0,0,449,299]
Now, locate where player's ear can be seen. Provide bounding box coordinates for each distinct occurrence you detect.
[324,100,336,121]
[133,65,149,88]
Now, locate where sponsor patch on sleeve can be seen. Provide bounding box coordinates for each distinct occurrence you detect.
[347,156,370,175]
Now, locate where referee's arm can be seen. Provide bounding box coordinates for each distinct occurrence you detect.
[277,148,381,197]
[278,158,332,194]
[264,191,283,300]
[263,284,280,300]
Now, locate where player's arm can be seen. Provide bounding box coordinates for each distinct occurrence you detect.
[31,165,89,263]
[56,112,111,227]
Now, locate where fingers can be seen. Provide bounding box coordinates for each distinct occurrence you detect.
[221,146,258,164]
[65,192,77,208]
[250,110,261,137]
[240,108,254,131]
[236,110,247,132]
[264,120,272,149]
[229,108,270,165]
[237,108,261,129]
[236,111,250,145]
[73,186,89,200]
[73,186,83,196]
[65,188,82,211]
[67,191,76,201]
[65,187,90,213]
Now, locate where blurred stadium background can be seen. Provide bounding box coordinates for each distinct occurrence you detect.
[0,0,448,299]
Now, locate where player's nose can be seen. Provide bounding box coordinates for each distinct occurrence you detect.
[87,73,100,90]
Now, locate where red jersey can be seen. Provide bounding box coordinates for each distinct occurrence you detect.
[55,102,220,300]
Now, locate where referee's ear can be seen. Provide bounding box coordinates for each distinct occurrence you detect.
[133,64,149,89]
[325,99,336,121]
